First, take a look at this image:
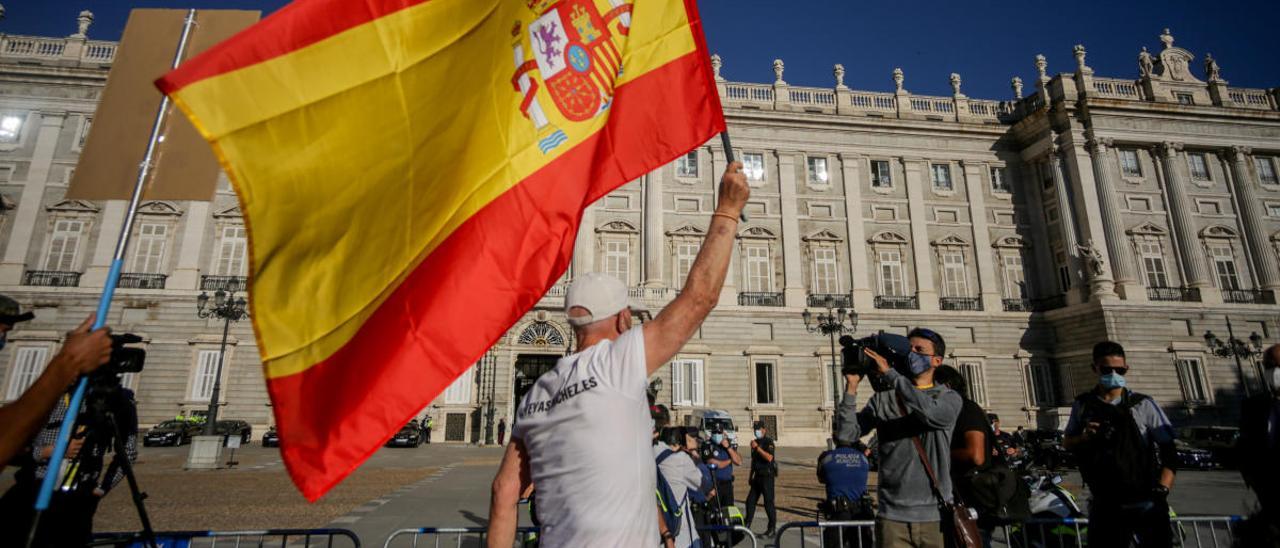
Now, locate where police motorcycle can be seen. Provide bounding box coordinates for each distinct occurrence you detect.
[1007,472,1085,548]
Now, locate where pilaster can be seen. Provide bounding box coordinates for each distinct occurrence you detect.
[0,111,67,284]
[777,152,806,307]
[170,201,210,290]
[711,147,737,305]
[81,200,127,287]
[1046,147,1085,304]
[960,162,1002,312]
[1059,131,1117,301]
[643,171,665,287]
[902,159,938,311]
[838,154,874,311]
[572,201,595,278]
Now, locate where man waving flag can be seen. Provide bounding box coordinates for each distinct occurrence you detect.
[158,0,724,501]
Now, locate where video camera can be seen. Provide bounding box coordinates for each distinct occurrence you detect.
[838,331,912,377]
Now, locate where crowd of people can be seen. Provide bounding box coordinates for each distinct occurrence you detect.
[486,162,1280,548]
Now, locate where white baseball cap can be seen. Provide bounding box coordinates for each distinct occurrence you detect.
[564,273,645,327]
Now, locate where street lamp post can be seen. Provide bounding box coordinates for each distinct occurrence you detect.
[802,296,858,416]
[1203,316,1265,398]
[196,289,249,436]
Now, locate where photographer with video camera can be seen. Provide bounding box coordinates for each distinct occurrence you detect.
[0,303,112,471]
[835,328,963,548]
[0,320,144,547]
[1063,341,1177,548]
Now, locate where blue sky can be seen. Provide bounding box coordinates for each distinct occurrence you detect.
[5,1,1278,99]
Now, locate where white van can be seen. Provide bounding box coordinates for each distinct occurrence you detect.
[686,408,740,447]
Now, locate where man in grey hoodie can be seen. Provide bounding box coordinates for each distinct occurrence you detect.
[836,327,961,548]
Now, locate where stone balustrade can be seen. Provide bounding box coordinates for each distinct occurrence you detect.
[1091,77,1145,100]
[0,34,117,65]
[1226,87,1274,110]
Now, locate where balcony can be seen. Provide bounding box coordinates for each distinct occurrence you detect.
[807,293,851,309]
[200,275,248,292]
[1002,298,1032,312]
[23,270,81,287]
[118,273,167,290]
[874,295,918,310]
[940,297,982,311]
[1222,289,1275,305]
[1147,286,1201,302]
[738,292,784,307]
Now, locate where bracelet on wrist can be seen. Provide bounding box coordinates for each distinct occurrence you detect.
[711,212,739,223]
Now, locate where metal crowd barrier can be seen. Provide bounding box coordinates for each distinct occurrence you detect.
[90,527,361,547]
[996,515,1242,548]
[382,525,757,548]
[773,520,876,548]
[772,516,1241,548]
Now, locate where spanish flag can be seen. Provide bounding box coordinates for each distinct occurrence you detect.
[157,0,723,500]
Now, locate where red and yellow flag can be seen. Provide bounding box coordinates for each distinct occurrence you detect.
[158,0,723,500]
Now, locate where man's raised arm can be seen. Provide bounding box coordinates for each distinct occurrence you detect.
[645,162,750,374]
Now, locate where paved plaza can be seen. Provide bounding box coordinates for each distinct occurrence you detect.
[0,442,1258,544]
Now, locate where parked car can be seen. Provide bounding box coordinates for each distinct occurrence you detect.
[215,420,253,444]
[143,420,201,447]
[386,420,424,447]
[686,408,740,447]
[261,426,279,447]
[1173,439,1219,470]
[1178,426,1240,468]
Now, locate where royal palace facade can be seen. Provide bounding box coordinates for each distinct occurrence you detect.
[1,13,1277,445]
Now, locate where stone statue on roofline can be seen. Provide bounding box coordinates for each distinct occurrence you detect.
[1204,54,1222,82]
[1138,47,1154,78]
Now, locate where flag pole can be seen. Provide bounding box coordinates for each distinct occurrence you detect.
[28,9,199,543]
[719,131,747,222]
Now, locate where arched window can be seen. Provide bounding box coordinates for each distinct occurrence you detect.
[517,321,565,348]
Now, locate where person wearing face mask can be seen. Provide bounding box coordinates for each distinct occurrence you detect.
[1063,341,1177,548]
[836,327,961,548]
[744,421,778,537]
[1238,345,1280,527]
[703,427,741,510]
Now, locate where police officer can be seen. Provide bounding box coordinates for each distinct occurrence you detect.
[817,438,872,547]
[704,427,741,509]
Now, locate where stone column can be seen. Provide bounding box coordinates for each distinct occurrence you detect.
[1225,146,1280,291]
[1086,137,1141,300]
[960,162,1002,312]
[711,146,737,305]
[170,201,210,290]
[838,154,874,310]
[1024,161,1058,298]
[1154,142,1216,301]
[0,111,67,284]
[1046,147,1085,303]
[643,171,665,287]
[902,159,938,311]
[777,152,806,307]
[80,200,128,287]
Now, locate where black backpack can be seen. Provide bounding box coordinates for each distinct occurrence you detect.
[1072,390,1160,501]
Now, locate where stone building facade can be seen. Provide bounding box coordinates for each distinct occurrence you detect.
[1,15,1277,445]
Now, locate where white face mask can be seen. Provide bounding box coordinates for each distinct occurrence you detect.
[1268,368,1280,394]
[753,429,763,439]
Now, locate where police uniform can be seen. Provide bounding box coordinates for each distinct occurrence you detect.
[817,445,872,548]
[708,443,735,508]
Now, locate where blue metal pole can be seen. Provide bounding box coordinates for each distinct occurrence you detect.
[32,8,200,518]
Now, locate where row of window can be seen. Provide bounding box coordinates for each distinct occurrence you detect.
[674,151,1012,193]
[1138,239,1246,290]
[5,346,221,402]
[1117,148,1279,185]
[599,236,1027,300]
[0,114,92,149]
[42,220,247,277]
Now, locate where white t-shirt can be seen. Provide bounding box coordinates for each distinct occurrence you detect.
[512,327,657,547]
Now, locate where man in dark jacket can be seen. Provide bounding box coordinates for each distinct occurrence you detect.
[1063,341,1177,548]
[1240,345,1280,520]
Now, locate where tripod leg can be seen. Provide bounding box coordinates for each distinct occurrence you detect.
[105,410,158,548]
